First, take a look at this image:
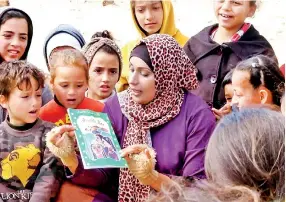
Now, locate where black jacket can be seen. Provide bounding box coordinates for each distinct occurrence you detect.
[184,24,276,109]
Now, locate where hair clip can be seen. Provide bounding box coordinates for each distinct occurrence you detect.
[252,63,259,68]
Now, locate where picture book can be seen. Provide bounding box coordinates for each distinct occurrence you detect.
[67,108,127,169]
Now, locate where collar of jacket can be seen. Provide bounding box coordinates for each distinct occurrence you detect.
[190,24,273,62]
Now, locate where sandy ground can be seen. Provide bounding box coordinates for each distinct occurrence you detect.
[8,0,286,73]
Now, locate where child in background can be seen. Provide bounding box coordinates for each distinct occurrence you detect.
[184,0,277,109]
[39,48,104,126]
[82,30,122,103]
[212,69,233,120]
[0,7,53,122]
[281,94,285,116]
[0,61,63,202]
[231,55,284,110]
[43,24,86,71]
[117,0,188,92]
[148,108,285,202]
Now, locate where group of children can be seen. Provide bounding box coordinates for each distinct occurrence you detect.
[0,0,285,202]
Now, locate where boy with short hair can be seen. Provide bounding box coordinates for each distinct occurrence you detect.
[39,48,104,126]
[0,61,63,202]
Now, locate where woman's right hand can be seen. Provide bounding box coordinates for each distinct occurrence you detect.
[46,125,79,173]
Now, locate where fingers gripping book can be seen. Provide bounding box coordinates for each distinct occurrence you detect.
[67,108,127,169]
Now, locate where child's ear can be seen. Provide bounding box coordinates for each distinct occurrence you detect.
[0,95,8,109]
[248,4,257,17]
[49,80,54,92]
[259,89,269,104]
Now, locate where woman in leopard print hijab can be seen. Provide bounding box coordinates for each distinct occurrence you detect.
[44,34,216,202]
[115,34,216,201]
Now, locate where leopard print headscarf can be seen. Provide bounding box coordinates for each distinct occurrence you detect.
[81,34,122,77]
[117,34,198,202]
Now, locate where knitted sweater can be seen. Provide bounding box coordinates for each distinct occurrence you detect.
[0,119,64,202]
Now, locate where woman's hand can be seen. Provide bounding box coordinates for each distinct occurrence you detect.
[120,144,158,186]
[46,125,78,173]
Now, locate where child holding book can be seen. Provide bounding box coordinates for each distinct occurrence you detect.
[39,48,104,202]
[184,0,277,109]
[117,0,188,92]
[39,48,104,126]
[0,61,63,202]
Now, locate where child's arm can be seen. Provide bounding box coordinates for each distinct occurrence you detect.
[29,147,64,202]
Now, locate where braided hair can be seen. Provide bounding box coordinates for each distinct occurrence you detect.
[234,55,285,106]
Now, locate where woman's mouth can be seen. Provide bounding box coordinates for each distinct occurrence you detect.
[130,88,142,96]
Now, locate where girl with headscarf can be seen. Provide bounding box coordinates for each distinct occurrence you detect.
[0,7,52,122]
[117,0,188,92]
[82,30,122,103]
[43,24,86,71]
[45,34,216,202]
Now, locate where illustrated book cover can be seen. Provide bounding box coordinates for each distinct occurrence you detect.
[67,108,127,169]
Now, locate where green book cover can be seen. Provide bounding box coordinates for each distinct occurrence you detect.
[67,108,127,169]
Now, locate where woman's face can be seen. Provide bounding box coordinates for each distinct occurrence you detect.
[0,17,28,61]
[88,50,120,100]
[128,56,156,105]
[134,1,164,35]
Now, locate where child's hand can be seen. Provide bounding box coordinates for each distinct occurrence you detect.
[212,103,232,120]
[48,125,75,147]
[120,144,158,186]
[46,125,78,167]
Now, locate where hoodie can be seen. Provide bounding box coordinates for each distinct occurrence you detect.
[116,0,188,92]
[0,7,33,63]
[43,24,86,70]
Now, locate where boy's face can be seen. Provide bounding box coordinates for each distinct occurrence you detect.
[224,83,233,104]
[51,66,87,109]
[134,1,164,35]
[214,0,256,33]
[0,77,42,126]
